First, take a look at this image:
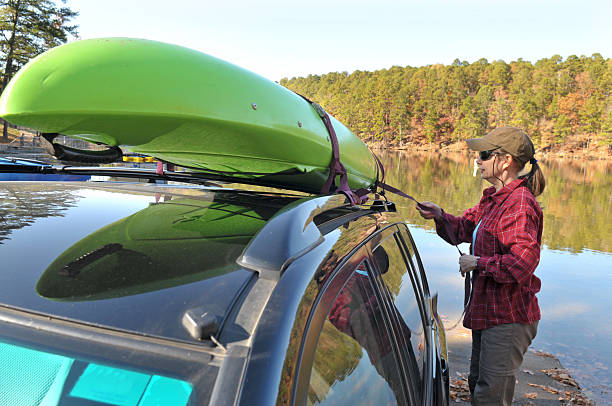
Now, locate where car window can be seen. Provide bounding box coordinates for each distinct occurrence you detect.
[374,234,426,395]
[397,224,430,296]
[307,260,406,406]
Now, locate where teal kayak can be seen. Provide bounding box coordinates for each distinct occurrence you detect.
[0,38,377,193]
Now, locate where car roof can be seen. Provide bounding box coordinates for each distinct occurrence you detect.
[0,181,302,343]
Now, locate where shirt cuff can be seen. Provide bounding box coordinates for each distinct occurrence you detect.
[476,256,485,274]
[433,208,446,225]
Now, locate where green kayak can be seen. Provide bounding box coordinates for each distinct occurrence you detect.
[0,38,377,193]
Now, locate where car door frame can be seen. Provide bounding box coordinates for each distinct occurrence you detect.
[397,221,446,405]
[369,223,436,406]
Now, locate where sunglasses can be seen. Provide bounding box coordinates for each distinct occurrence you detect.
[479,148,501,161]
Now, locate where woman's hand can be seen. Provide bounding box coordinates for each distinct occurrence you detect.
[459,255,479,276]
[416,201,443,220]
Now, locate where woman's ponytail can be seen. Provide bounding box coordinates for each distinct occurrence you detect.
[519,158,546,197]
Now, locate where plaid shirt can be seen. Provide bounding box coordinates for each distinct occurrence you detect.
[435,178,542,330]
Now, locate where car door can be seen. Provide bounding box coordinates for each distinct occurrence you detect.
[369,225,433,406]
[294,245,413,406]
[395,223,448,405]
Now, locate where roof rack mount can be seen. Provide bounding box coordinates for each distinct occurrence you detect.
[236,194,352,280]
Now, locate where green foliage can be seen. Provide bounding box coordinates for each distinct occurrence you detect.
[423,108,438,142]
[311,320,362,391]
[0,0,78,85]
[580,95,603,134]
[553,115,571,143]
[0,0,78,139]
[601,113,612,146]
[282,54,611,150]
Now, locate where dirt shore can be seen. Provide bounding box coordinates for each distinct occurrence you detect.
[446,329,594,405]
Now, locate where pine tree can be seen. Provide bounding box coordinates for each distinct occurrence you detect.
[281,54,610,152]
[0,0,78,139]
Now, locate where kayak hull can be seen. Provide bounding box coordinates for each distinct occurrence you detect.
[0,38,377,193]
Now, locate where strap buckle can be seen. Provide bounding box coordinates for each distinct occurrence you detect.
[311,102,327,119]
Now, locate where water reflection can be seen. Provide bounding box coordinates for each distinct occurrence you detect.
[37,192,291,301]
[309,258,407,405]
[378,151,611,254]
[375,150,612,403]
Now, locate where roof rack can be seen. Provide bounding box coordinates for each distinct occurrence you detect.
[0,165,224,187]
[0,164,315,193]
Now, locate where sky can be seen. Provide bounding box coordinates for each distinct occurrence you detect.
[65,0,611,81]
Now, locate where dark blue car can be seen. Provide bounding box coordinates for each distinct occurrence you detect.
[0,157,90,181]
[0,167,449,405]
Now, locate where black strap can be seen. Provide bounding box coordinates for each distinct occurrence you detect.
[369,150,426,208]
[298,95,368,205]
[374,179,422,207]
[42,133,123,164]
[297,93,453,215]
[299,93,474,324]
[300,92,429,207]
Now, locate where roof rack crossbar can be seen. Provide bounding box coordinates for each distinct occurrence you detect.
[17,166,314,193]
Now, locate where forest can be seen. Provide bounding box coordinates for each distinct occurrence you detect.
[281,54,611,155]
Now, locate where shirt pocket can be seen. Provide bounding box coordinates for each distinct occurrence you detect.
[475,219,498,256]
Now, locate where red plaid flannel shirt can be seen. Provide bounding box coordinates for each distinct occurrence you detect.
[435,178,542,330]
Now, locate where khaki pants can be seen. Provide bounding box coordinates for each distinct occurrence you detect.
[468,322,538,405]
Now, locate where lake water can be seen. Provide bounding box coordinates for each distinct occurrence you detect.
[375,150,611,403]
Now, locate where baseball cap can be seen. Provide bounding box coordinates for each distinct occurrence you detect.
[466,126,535,164]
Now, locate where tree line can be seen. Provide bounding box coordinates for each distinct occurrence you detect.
[281,55,612,151]
[1,2,610,152]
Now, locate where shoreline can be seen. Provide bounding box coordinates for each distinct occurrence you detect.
[446,333,595,405]
[1,132,610,161]
[365,140,611,161]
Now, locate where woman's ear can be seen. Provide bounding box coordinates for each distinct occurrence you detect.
[504,154,522,172]
[500,154,513,171]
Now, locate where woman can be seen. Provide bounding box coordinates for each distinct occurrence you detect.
[417,126,545,405]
